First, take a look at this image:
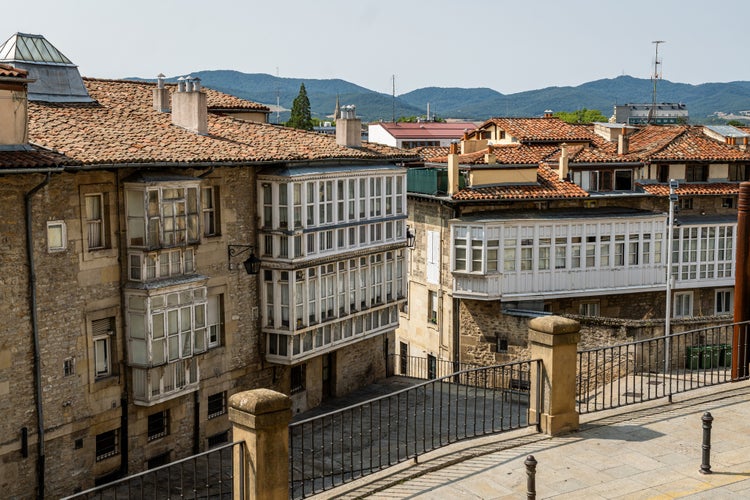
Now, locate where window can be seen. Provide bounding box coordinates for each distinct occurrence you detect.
[686,165,708,182]
[47,221,67,252]
[202,186,220,236]
[679,197,693,210]
[614,170,633,191]
[579,302,600,317]
[92,317,115,378]
[427,230,440,283]
[95,429,119,461]
[125,182,200,249]
[497,338,509,353]
[85,194,106,250]
[207,431,229,448]
[428,290,438,324]
[208,391,227,419]
[716,289,733,315]
[722,197,735,209]
[291,364,305,394]
[147,410,169,441]
[64,358,75,377]
[207,294,223,348]
[674,292,693,318]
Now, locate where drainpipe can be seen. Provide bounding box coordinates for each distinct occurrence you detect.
[733,182,750,379]
[25,172,51,500]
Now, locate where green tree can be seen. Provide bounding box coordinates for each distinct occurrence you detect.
[286,83,313,131]
[727,119,746,127]
[554,108,608,124]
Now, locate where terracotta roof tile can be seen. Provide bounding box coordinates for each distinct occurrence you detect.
[28,79,416,166]
[0,63,27,78]
[637,182,740,196]
[0,146,75,169]
[479,117,596,143]
[452,165,588,201]
[430,144,558,165]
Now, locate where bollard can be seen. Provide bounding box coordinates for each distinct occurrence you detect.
[525,455,537,500]
[700,412,713,474]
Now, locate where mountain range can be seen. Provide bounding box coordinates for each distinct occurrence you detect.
[149,70,750,124]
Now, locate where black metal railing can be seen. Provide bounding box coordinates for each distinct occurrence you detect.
[289,359,540,499]
[577,321,750,414]
[386,353,483,379]
[61,441,243,499]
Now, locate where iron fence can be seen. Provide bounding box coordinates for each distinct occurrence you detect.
[577,321,750,414]
[386,353,483,379]
[61,441,243,500]
[289,359,540,499]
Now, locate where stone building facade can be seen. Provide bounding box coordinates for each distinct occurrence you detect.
[398,117,749,368]
[0,34,415,497]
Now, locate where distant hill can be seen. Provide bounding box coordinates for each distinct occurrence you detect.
[139,71,750,124]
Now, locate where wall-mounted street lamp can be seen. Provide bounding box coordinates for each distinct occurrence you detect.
[227,244,261,275]
[406,226,416,248]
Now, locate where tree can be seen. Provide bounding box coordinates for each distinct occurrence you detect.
[286,83,314,131]
[727,119,746,127]
[554,108,608,124]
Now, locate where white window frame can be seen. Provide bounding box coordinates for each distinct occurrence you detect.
[47,220,67,252]
[84,193,106,250]
[673,291,694,318]
[579,302,600,317]
[716,288,733,315]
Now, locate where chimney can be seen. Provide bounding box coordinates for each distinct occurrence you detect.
[171,75,208,135]
[152,73,170,112]
[448,142,461,195]
[544,109,553,118]
[336,105,361,147]
[484,144,496,164]
[558,143,569,181]
[0,64,33,146]
[617,133,630,155]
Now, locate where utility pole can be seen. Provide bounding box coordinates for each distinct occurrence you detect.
[664,179,678,386]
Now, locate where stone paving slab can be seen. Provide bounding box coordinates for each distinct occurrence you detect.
[315,380,750,499]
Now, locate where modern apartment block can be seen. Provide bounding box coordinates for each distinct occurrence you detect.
[0,33,415,497]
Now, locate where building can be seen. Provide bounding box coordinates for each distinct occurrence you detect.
[368,121,476,149]
[613,103,689,125]
[398,116,749,367]
[0,32,416,497]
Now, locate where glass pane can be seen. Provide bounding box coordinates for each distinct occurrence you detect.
[152,338,165,365]
[152,313,165,339]
[129,313,145,339]
[130,338,147,365]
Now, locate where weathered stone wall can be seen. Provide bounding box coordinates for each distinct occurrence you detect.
[335,335,386,396]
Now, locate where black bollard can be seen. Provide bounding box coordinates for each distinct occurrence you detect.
[700,412,713,474]
[525,454,537,500]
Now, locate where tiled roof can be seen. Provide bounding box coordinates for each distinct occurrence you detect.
[451,165,588,201]
[637,182,740,196]
[0,147,75,169]
[649,127,750,162]
[0,62,27,78]
[479,117,596,143]
[430,144,558,165]
[27,79,415,166]
[374,121,475,139]
[410,145,450,160]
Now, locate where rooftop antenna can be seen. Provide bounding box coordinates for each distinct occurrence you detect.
[276,67,280,124]
[392,74,396,123]
[648,40,665,124]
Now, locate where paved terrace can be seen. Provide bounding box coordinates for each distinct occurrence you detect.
[309,379,750,499]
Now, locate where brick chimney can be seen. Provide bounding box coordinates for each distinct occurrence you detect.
[172,75,208,134]
[558,143,569,181]
[153,73,170,113]
[0,63,32,146]
[484,144,496,164]
[544,110,554,118]
[336,105,361,147]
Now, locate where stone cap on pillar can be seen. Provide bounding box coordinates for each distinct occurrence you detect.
[230,388,291,415]
[528,316,580,346]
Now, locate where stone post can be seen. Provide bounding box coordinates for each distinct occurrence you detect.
[229,389,292,500]
[528,316,580,436]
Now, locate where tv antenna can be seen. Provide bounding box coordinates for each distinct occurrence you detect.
[648,40,665,124]
[392,74,396,123]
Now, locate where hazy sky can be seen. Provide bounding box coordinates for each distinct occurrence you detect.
[4,0,749,96]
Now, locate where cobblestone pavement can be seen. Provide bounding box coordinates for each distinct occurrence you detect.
[314,380,750,499]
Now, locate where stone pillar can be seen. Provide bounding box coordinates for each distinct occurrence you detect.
[528,316,580,436]
[229,389,292,500]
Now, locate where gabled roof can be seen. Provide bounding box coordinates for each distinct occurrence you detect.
[27,78,416,166]
[0,146,75,169]
[637,182,740,196]
[477,117,595,143]
[372,121,475,140]
[428,144,558,166]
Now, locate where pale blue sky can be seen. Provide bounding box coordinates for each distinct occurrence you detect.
[4,0,749,95]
